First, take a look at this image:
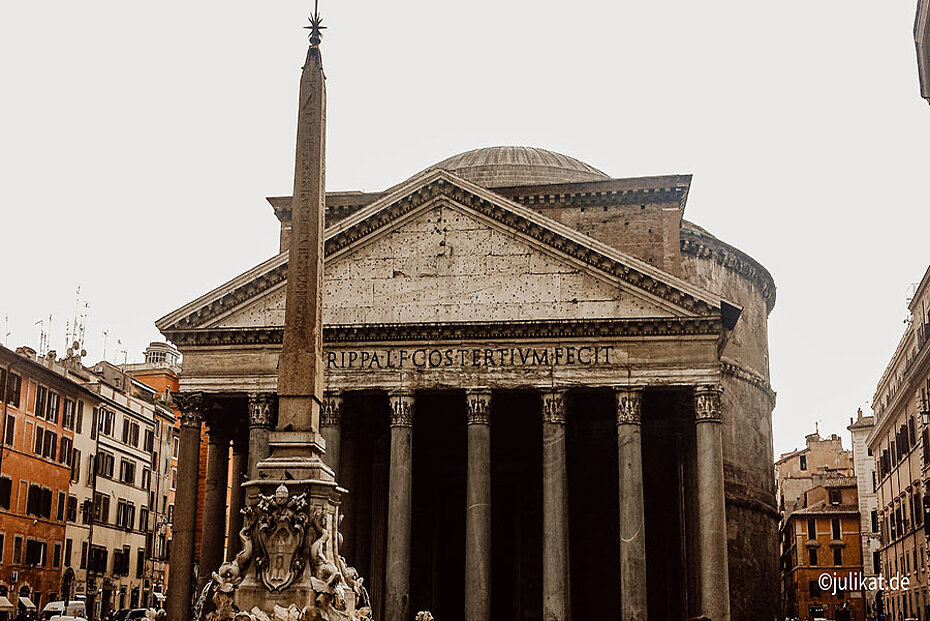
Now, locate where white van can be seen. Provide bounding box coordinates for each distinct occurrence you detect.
[40,602,86,620]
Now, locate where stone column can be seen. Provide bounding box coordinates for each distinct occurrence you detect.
[166,392,205,621]
[199,420,230,590]
[615,387,647,621]
[226,432,249,561]
[384,390,414,621]
[247,392,276,480]
[321,390,344,478]
[541,389,570,621]
[465,389,492,621]
[694,384,731,621]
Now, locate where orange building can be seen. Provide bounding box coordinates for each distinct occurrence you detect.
[782,477,865,621]
[0,345,87,613]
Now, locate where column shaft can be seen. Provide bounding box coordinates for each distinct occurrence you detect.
[166,394,204,621]
[695,385,731,621]
[199,426,229,590]
[466,389,492,621]
[541,390,570,621]
[616,388,647,621]
[384,391,414,621]
[321,391,344,478]
[226,436,248,561]
[247,392,275,480]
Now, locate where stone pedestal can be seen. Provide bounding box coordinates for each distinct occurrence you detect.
[465,389,491,621]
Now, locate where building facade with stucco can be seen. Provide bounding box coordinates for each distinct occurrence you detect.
[157,142,778,621]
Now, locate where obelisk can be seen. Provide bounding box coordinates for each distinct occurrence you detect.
[215,12,370,621]
[255,9,333,484]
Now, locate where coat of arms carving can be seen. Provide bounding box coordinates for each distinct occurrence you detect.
[253,485,309,591]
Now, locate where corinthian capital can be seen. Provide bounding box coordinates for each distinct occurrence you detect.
[248,392,277,428]
[321,391,344,427]
[695,384,723,422]
[541,390,567,425]
[614,387,643,425]
[389,390,415,427]
[173,391,206,428]
[465,389,492,426]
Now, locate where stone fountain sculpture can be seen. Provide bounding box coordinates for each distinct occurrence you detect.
[196,9,372,621]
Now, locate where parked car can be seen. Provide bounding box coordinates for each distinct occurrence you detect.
[40,602,86,621]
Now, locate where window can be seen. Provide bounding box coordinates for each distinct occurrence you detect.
[42,430,57,460]
[64,539,72,567]
[113,546,131,576]
[832,518,841,539]
[26,485,52,519]
[12,536,22,564]
[80,541,87,569]
[62,399,75,430]
[170,467,177,491]
[833,547,843,566]
[93,493,110,524]
[808,580,822,597]
[46,392,60,424]
[52,542,61,568]
[872,510,879,533]
[75,401,83,434]
[829,489,841,505]
[144,429,154,453]
[139,507,149,533]
[119,459,135,485]
[800,455,807,471]
[34,386,47,419]
[2,415,13,447]
[115,500,135,531]
[0,477,11,510]
[24,539,47,567]
[5,374,21,408]
[96,452,114,478]
[58,436,73,466]
[0,533,4,564]
[873,550,882,575]
[167,503,174,524]
[96,408,114,437]
[873,471,878,493]
[56,491,66,521]
[136,548,145,579]
[141,467,150,491]
[807,518,816,539]
[34,426,44,454]
[172,436,180,459]
[70,449,81,483]
[809,548,818,566]
[81,498,92,525]
[88,545,107,573]
[66,495,77,522]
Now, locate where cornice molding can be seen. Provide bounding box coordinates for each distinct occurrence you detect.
[163,317,722,348]
[680,227,776,313]
[721,360,777,406]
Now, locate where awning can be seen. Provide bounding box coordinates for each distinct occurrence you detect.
[18,597,36,611]
[0,597,15,612]
[153,593,166,601]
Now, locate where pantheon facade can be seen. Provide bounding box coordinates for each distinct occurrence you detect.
[157,146,778,621]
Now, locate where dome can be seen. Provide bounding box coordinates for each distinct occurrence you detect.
[427,146,610,189]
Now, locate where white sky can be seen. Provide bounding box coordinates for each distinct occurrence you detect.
[1,1,928,457]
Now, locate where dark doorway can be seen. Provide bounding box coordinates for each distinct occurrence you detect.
[642,389,689,621]
[340,392,390,621]
[410,391,466,621]
[490,391,542,621]
[567,388,621,619]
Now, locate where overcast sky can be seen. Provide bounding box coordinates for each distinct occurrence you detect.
[1,1,928,457]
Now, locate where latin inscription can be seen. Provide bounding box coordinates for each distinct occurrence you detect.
[325,345,614,370]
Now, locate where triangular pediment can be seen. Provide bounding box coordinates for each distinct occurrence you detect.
[157,170,735,336]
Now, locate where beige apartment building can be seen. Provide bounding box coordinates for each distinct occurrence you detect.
[776,428,854,516]
[868,265,930,621]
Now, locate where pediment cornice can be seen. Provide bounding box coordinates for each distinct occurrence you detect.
[158,170,736,334]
